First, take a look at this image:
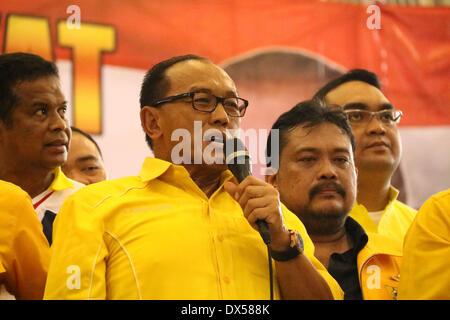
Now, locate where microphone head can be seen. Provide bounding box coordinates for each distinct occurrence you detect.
[224,137,251,182]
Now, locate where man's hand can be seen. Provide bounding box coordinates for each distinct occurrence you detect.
[223,176,290,251]
[224,176,335,300]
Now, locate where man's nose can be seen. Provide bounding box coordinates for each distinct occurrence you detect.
[49,110,68,131]
[317,159,337,180]
[209,102,229,127]
[365,114,386,135]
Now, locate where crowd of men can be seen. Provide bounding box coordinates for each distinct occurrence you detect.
[0,52,448,300]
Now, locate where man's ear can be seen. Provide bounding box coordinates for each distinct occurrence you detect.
[140,106,162,141]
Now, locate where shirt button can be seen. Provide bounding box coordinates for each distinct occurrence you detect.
[223,276,230,284]
[217,234,224,242]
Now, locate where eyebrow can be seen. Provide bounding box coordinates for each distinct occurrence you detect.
[76,155,99,163]
[295,147,351,155]
[343,102,394,111]
[189,86,237,97]
[296,147,318,153]
[332,148,352,155]
[31,101,68,108]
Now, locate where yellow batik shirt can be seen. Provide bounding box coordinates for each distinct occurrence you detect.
[44,157,342,300]
[398,189,450,300]
[350,187,417,245]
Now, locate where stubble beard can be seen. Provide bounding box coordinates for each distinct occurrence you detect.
[297,205,349,236]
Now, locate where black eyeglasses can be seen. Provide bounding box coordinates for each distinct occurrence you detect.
[152,92,249,117]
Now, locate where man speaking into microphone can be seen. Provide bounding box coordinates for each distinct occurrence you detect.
[44,55,342,300]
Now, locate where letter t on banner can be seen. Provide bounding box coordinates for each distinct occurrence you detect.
[57,21,116,134]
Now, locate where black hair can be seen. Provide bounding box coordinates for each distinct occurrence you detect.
[139,54,208,150]
[71,126,103,158]
[313,69,381,102]
[0,52,59,126]
[266,99,355,168]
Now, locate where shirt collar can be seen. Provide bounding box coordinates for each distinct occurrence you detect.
[345,216,369,257]
[354,185,399,211]
[48,167,74,191]
[387,185,399,205]
[138,157,236,186]
[138,157,173,182]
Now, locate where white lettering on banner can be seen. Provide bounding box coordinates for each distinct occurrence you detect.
[66,265,81,290]
[366,265,381,290]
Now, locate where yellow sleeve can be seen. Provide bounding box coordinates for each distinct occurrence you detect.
[281,204,344,300]
[398,190,450,300]
[0,187,50,300]
[44,192,108,300]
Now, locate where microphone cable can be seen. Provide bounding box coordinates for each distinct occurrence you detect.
[264,240,274,300]
[258,220,274,300]
[223,137,274,300]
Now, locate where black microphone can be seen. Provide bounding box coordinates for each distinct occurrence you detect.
[224,137,271,245]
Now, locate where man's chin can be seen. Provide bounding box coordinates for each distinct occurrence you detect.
[357,152,398,168]
[300,207,349,236]
[307,198,350,219]
[43,156,67,170]
[180,158,228,171]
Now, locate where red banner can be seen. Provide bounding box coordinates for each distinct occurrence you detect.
[1,0,449,208]
[1,0,449,127]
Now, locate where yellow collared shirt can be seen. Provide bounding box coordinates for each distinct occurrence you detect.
[32,167,84,222]
[44,157,342,300]
[0,180,50,300]
[358,232,403,300]
[398,189,450,300]
[350,187,417,244]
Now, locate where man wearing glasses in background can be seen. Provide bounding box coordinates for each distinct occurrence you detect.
[313,69,416,245]
[44,54,342,300]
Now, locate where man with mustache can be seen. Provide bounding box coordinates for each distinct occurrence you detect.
[266,100,402,299]
[44,54,342,300]
[313,69,416,245]
[0,52,84,246]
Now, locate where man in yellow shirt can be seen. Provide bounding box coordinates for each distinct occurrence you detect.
[313,69,416,244]
[0,53,83,245]
[0,180,50,300]
[265,100,402,299]
[398,189,450,299]
[44,54,342,300]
